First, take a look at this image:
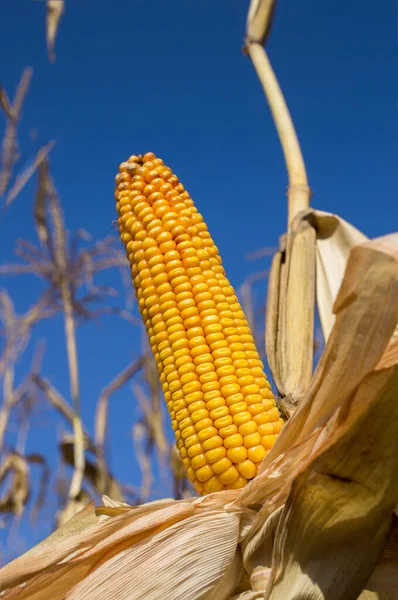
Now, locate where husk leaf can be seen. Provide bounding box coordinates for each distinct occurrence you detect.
[0,492,255,600]
[313,210,369,341]
[265,365,398,600]
[265,210,316,415]
[237,234,398,596]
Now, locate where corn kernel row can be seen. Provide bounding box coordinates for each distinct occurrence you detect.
[115,152,283,493]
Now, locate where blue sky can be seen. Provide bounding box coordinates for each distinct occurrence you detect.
[0,0,396,557]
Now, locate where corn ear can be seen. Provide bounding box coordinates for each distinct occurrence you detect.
[115,152,283,493]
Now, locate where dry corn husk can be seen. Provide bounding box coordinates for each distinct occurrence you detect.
[266,208,372,416]
[266,210,316,416]
[1,233,397,599]
[314,210,369,341]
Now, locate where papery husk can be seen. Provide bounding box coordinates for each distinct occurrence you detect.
[239,234,398,599]
[266,209,371,415]
[265,364,398,600]
[0,491,255,600]
[366,517,398,596]
[359,593,398,600]
[242,233,398,496]
[265,210,316,416]
[314,210,369,341]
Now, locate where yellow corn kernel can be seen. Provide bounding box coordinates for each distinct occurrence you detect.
[212,456,233,474]
[204,476,224,493]
[261,435,277,449]
[247,445,267,463]
[227,476,247,490]
[205,446,227,464]
[227,446,248,463]
[219,466,240,485]
[237,459,256,479]
[115,152,283,494]
[196,464,213,482]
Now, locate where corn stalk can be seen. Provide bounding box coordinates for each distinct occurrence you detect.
[245,0,315,416]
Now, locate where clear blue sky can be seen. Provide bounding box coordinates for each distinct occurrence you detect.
[0,0,396,558]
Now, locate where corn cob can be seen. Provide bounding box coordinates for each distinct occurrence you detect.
[115,152,283,494]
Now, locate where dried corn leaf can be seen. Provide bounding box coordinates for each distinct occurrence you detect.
[0,68,33,196]
[365,517,398,596]
[238,233,397,525]
[0,453,30,515]
[60,435,124,502]
[0,492,252,599]
[236,234,398,597]
[231,592,265,600]
[266,209,372,414]
[266,365,398,600]
[266,210,316,415]
[246,0,277,46]
[32,375,89,437]
[57,489,91,528]
[46,0,65,63]
[0,501,97,590]
[33,160,50,246]
[263,232,398,469]
[314,210,369,341]
[358,593,398,600]
[5,141,55,209]
[95,357,145,447]
[67,508,244,600]
[0,85,13,119]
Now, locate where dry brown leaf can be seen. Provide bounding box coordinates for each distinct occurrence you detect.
[358,593,398,600]
[32,375,89,437]
[46,0,65,63]
[0,453,30,515]
[235,234,398,598]
[365,518,398,596]
[266,209,372,416]
[0,502,98,590]
[265,211,316,415]
[0,68,33,196]
[59,434,125,503]
[0,492,250,598]
[95,357,145,447]
[314,210,369,341]
[0,85,13,119]
[231,592,265,600]
[26,453,50,522]
[237,234,398,523]
[266,364,398,600]
[56,490,91,528]
[4,141,55,209]
[67,506,248,600]
[265,233,398,466]
[33,160,50,246]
